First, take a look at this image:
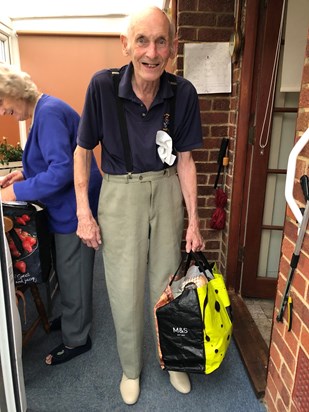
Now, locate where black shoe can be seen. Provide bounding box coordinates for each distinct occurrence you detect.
[46,336,92,366]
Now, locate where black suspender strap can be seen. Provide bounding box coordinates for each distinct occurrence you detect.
[111,69,133,173]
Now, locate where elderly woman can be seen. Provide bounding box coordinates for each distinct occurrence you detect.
[0,63,102,365]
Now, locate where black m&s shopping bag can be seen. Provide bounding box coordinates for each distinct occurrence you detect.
[154,251,233,374]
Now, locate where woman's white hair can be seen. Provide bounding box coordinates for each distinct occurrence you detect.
[0,63,39,104]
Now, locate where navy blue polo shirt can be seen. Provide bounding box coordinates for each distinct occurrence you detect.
[77,63,203,174]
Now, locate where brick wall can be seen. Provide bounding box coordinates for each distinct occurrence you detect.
[264,28,309,412]
[176,0,236,269]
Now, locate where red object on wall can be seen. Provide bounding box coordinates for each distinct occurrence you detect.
[210,188,227,230]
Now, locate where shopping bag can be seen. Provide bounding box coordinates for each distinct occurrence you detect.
[154,251,232,374]
[3,201,52,285]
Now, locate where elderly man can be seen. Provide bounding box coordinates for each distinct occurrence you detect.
[74,6,204,405]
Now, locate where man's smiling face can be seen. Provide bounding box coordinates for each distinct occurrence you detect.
[122,8,177,84]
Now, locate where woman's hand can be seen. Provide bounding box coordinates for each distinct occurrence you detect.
[0,170,24,188]
[0,184,16,201]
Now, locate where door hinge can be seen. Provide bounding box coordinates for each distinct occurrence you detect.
[238,246,245,263]
[248,125,255,145]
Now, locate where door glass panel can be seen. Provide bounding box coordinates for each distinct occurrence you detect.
[263,174,286,226]
[258,229,283,278]
[257,52,298,279]
[269,113,297,169]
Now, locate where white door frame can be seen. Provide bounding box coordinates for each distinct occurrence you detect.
[0,198,27,412]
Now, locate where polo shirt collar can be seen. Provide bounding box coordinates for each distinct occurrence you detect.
[118,62,175,102]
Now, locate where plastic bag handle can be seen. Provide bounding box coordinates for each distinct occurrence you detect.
[189,251,214,281]
[169,251,214,286]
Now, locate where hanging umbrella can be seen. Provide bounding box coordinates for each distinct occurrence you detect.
[211,138,229,230]
[210,188,227,230]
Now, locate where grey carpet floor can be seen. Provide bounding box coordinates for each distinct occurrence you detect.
[21,251,267,412]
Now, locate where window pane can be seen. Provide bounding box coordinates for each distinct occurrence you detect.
[258,229,283,278]
[0,32,10,63]
[263,174,286,226]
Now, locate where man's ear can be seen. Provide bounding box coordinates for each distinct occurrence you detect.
[121,35,129,56]
[170,37,179,59]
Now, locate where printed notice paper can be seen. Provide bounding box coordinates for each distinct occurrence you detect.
[184,43,231,94]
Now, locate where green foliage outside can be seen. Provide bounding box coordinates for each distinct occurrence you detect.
[0,137,23,165]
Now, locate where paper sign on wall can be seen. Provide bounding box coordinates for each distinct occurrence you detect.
[184,42,231,94]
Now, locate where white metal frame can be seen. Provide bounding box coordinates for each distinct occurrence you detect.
[0,17,27,412]
[285,128,309,227]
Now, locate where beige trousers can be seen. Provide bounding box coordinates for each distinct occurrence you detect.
[98,167,184,378]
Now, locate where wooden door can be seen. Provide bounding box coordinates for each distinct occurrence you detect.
[240,0,297,298]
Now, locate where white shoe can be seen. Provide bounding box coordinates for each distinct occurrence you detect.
[120,373,140,405]
[168,371,191,394]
